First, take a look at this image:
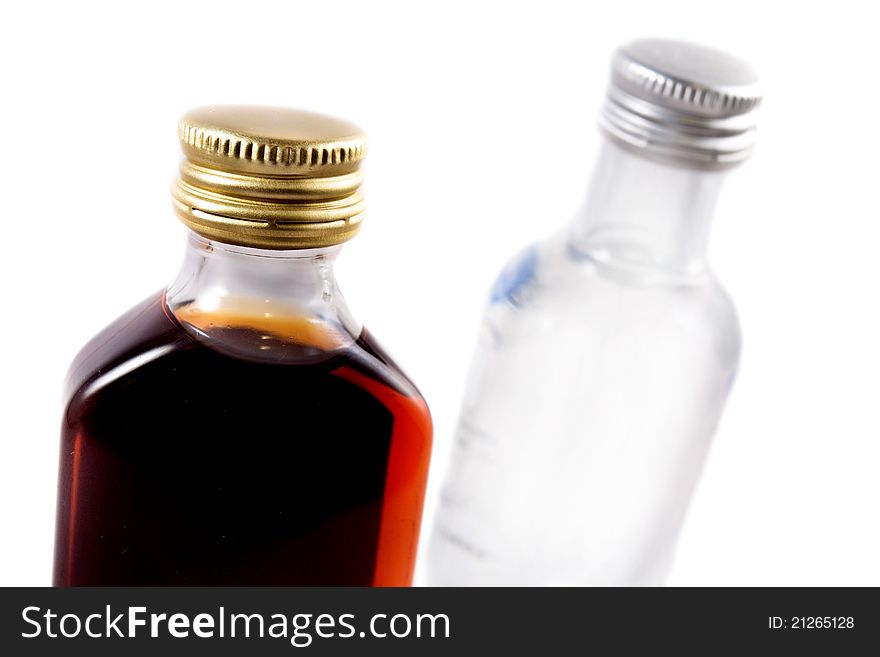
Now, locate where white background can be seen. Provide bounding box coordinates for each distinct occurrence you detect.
[2,0,878,586]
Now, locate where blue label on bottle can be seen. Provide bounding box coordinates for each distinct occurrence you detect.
[490,246,538,307]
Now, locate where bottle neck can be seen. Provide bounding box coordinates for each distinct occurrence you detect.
[568,140,726,277]
[166,232,360,345]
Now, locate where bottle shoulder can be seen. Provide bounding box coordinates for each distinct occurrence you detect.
[497,237,736,307]
[483,239,740,362]
[63,292,429,431]
[63,292,182,404]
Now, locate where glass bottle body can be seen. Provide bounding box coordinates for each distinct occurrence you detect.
[428,142,740,585]
[54,234,432,586]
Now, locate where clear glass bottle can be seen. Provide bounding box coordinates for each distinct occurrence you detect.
[428,39,761,585]
[53,106,433,586]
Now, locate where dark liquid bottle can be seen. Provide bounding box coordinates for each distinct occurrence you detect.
[52,106,433,585]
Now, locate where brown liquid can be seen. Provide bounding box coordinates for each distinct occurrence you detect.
[53,293,432,586]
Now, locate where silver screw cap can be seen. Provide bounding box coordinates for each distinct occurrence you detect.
[600,38,762,168]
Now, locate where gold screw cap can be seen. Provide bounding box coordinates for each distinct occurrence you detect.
[171,106,367,249]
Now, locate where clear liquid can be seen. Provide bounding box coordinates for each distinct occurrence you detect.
[428,238,739,585]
